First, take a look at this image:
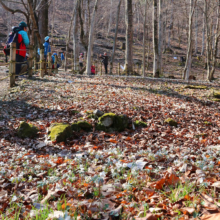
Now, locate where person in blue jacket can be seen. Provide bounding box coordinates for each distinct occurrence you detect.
[52,53,60,69]
[61,53,65,68]
[43,36,51,60]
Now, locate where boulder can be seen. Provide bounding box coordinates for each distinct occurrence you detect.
[96,113,129,132]
[48,123,72,142]
[18,121,38,138]
[93,109,104,117]
[71,121,92,132]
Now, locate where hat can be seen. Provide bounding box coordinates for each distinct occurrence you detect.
[19,21,27,28]
[53,53,57,56]
[44,36,50,42]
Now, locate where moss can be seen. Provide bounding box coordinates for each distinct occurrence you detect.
[18,121,38,138]
[97,113,129,132]
[204,121,212,125]
[71,121,92,132]
[195,133,208,138]
[164,118,178,127]
[184,85,208,90]
[134,120,147,128]
[49,123,72,142]
[213,91,220,98]
[211,98,220,102]
[71,110,79,115]
[87,114,95,119]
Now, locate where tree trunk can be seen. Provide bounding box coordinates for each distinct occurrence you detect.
[73,0,79,71]
[86,0,99,75]
[209,0,220,81]
[124,0,133,75]
[158,0,163,75]
[201,1,205,55]
[110,0,122,74]
[183,0,197,81]
[195,4,198,54]
[142,0,147,77]
[168,0,174,49]
[38,0,49,40]
[153,0,159,78]
[108,0,113,35]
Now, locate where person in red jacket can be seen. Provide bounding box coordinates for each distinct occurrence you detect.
[16,21,29,77]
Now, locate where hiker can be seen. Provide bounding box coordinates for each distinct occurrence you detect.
[91,64,95,75]
[44,36,51,60]
[61,52,65,68]
[15,22,29,77]
[52,53,60,70]
[99,52,108,74]
[79,53,84,70]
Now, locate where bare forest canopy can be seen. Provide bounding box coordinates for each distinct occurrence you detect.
[0,0,220,80]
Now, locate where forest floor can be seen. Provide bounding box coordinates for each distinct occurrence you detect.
[1,70,220,219]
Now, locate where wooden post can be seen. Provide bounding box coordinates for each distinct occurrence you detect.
[40,49,44,78]
[118,63,120,75]
[9,42,16,87]
[54,55,58,74]
[137,64,140,75]
[72,56,74,74]
[100,61,102,75]
[28,45,33,78]
[48,52,52,75]
[34,57,36,74]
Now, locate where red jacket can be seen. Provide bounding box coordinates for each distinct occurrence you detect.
[16,34,26,57]
[91,65,95,74]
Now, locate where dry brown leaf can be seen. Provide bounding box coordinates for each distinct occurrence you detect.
[135,213,158,220]
[201,213,220,220]
[180,207,195,215]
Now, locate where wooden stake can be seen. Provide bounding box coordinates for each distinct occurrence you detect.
[48,52,52,75]
[28,45,33,78]
[54,55,58,74]
[40,49,44,78]
[9,42,16,87]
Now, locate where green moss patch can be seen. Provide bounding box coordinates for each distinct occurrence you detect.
[71,110,80,115]
[97,113,129,132]
[195,133,208,138]
[213,91,220,98]
[18,121,38,138]
[211,98,220,102]
[204,121,212,125]
[184,85,208,90]
[134,120,147,128]
[49,123,72,142]
[71,121,92,132]
[164,118,178,127]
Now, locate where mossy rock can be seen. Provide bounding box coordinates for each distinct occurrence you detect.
[184,85,208,90]
[49,123,72,142]
[204,121,212,125]
[134,120,147,128]
[71,110,80,115]
[195,133,208,138]
[96,113,129,132]
[18,121,38,138]
[164,118,178,127]
[71,121,92,132]
[213,91,220,98]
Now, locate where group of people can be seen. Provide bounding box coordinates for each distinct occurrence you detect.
[4,21,109,77]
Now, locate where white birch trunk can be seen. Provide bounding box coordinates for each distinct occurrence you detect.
[86,0,99,75]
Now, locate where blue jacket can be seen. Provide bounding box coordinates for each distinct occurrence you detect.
[61,53,64,61]
[43,42,51,56]
[18,30,29,47]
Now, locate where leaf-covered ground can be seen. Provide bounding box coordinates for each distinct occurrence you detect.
[1,72,220,220]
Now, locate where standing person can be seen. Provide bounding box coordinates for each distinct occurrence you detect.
[16,21,29,77]
[100,52,108,74]
[43,36,51,74]
[61,52,65,68]
[79,53,84,70]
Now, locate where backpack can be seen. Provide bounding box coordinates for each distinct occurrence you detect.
[3,27,22,63]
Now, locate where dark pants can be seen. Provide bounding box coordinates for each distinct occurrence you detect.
[16,54,25,76]
[104,63,108,74]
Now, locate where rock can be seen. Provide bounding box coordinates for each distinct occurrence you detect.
[96,113,129,132]
[71,121,92,132]
[164,118,178,127]
[18,121,38,138]
[48,123,72,142]
[93,109,104,117]
[134,120,147,128]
